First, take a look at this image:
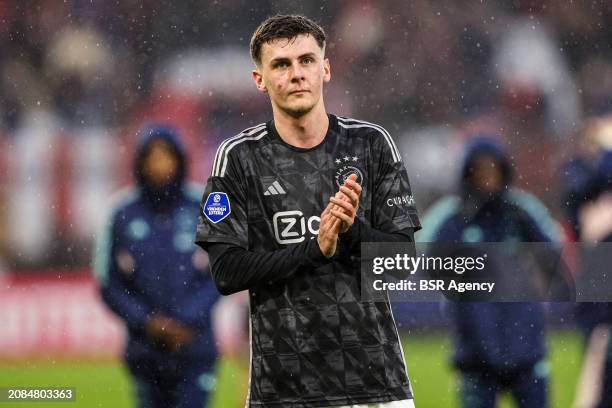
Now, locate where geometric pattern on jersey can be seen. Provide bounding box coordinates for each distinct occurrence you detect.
[196,114,421,407]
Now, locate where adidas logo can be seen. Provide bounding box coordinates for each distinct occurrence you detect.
[263,180,287,196]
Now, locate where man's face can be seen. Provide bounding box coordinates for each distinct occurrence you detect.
[468,154,504,194]
[252,34,330,118]
[142,140,179,187]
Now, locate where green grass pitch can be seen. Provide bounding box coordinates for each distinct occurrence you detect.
[0,330,583,407]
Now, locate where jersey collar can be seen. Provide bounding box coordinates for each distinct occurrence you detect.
[268,114,339,152]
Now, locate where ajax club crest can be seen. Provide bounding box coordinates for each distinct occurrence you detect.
[334,155,364,187]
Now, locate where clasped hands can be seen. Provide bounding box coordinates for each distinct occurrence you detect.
[317,173,362,258]
[146,314,195,353]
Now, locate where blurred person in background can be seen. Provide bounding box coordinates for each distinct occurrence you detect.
[558,117,612,340]
[571,117,612,213]
[419,136,561,408]
[94,124,219,408]
[571,150,612,408]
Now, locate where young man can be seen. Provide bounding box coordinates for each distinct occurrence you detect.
[196,15,420,408]
[95,125,219,408]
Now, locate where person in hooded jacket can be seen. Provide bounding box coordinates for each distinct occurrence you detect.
[572,150,612,408]
[418,136,562,408]
[94,124,219,408]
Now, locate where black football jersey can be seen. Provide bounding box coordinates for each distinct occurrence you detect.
[196,114,420,407]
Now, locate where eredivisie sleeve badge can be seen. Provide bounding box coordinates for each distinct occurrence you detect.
[203,192,231,223]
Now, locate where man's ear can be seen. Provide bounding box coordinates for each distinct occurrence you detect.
[252,69,267,93]
[323,58,331,83]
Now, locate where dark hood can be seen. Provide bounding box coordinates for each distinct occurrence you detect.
[559,157,594,237]
[459,135,512,211]
[461,135,512,188]
[580,150,612,203]
[134,124,186,211]
[592,150,612,198]
[582,150,612,242]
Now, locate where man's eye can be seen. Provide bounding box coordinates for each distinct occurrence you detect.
[302,58,313,64]
[275,62,289,68]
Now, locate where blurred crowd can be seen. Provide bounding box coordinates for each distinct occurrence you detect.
[1,0,612,269]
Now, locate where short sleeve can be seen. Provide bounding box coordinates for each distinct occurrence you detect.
[195,150,249,248]
[371,130,421,233]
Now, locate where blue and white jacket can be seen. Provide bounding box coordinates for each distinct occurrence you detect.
[94,125,219,363]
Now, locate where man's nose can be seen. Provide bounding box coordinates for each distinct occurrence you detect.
[290,63,305,81]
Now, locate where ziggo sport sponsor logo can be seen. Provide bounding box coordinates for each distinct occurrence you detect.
[273,210,320,244]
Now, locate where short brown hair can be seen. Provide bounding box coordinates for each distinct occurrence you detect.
[250,15,326,66]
